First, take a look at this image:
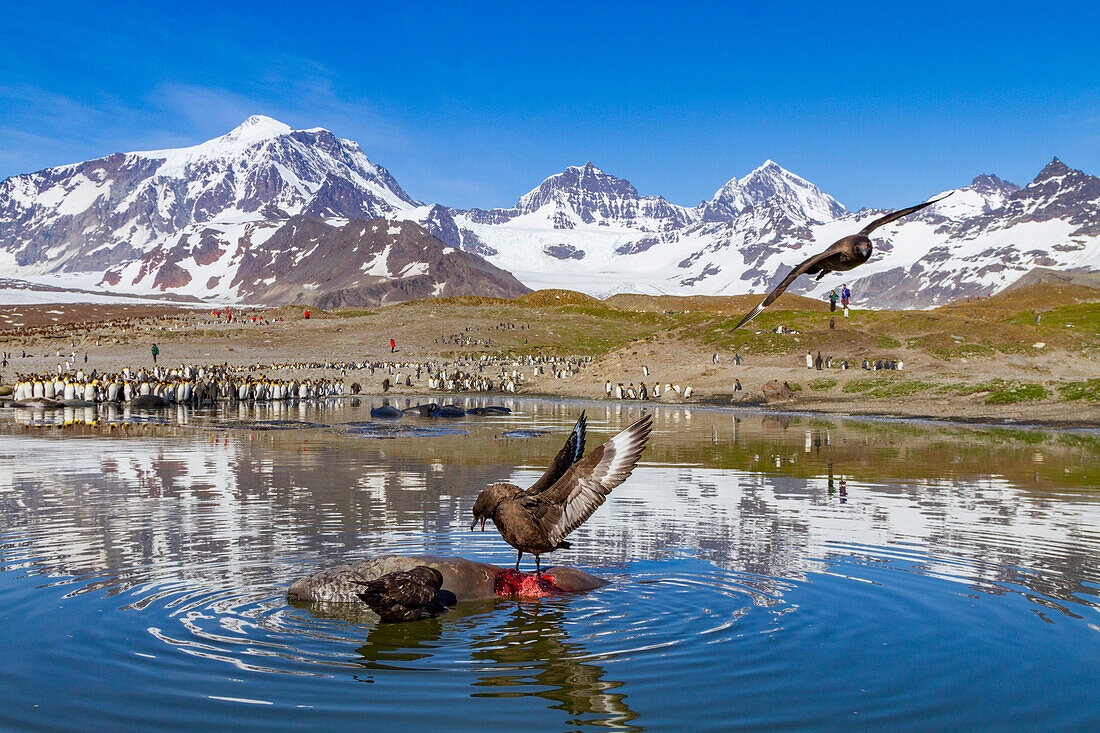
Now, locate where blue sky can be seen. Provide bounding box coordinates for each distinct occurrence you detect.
[2,1,1097,210]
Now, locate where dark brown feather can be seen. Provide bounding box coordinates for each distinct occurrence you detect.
[858,192,953,235]
[356,566,448,622]
[525,411,587,496]
[525,414,654,544]
[471,413,654,572]
[730,247,840,330]
[758,248,840,309]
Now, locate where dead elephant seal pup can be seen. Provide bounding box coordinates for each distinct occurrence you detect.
[466,406,511,415]
[287,555,607,605]
[370,403,403,419]
[13,397,65,409]
[403,403,440,417]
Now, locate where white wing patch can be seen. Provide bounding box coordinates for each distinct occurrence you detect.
[547,414,652,544]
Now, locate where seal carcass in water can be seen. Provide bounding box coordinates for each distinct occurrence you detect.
[287,555,607,605]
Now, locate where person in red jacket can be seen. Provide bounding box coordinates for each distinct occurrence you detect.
[390,338,396,353]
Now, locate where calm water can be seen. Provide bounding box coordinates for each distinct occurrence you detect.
[1,398,1099,731]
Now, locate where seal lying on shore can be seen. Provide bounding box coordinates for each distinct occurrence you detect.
[130,394,170,408]
[287,555,608,604]
[12,397,66,409]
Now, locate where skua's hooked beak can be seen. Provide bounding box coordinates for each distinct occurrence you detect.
[470,517,486,531]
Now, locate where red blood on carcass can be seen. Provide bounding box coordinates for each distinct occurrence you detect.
[493,569,564,598]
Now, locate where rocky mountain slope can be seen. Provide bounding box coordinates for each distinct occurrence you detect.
[100,216,529,307]
[1003,266,1100,292]
[1,116,1097,308]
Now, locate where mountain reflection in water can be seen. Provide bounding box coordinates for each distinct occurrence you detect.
[1,398,1098,731]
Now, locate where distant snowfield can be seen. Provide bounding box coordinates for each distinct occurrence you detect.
[0,276,214,306]
[0,288,198,305]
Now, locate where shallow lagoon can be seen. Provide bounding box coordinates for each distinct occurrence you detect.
[1,398,1098,731]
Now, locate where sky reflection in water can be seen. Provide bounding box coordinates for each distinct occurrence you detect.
[1,398,1098,731]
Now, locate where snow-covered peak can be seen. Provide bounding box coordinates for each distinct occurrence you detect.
[707,160,846,223]
[992,157,1100,227]
[921,174,1022,219]
[219,115,294,146]
[131,115,303,177]
[566,161,605,175]
[516,162,639,212]
[450,162,697,232]
[0,115,419,275]
[969,173,1020,198]
[744,159,782,178]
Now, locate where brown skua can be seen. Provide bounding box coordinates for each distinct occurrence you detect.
[470,411,653,574]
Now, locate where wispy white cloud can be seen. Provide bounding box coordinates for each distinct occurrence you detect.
[0,56,416,178]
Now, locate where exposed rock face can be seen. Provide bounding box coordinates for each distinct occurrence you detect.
[105,217,529,306]
[543,243,586,260]
[458,162,697,232]
[1003,266,1100,292]
[418,204,497,259]
[762,380,794,402]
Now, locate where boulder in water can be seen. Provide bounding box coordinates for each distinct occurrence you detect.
[762,380,794,402]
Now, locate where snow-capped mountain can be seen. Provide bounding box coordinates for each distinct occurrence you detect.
[416,158,1099,307]
[805,160,1100,307]
[1,115,1097,308]
[0,115,417,273]
[0,116,529,304]
[702,160,847,223]
[413,160,849,295]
